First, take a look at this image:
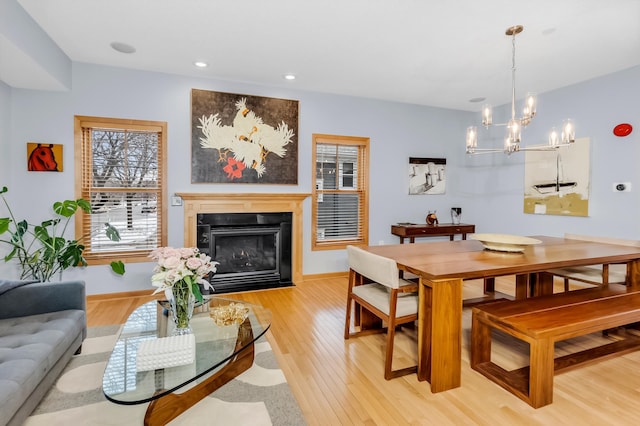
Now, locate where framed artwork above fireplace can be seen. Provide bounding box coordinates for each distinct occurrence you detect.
[191,89,299,184]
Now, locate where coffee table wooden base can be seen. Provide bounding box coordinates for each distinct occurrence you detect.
[144,325,255,425]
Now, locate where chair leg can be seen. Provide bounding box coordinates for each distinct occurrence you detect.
[344,295,353,339]
[384,318,397,380]
[344,269,356,339]
[383,318,418,380]
[384,289,399,380]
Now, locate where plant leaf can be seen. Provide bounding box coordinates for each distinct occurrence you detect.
[104,223,121,241]
[34,225,51,243]
[110,261,126,275]
[0,218,9,234]
[191,282,203,303]
[15,220,28,237]
[53,200,78,218]
[77,199,91,213]
[4,247,17,262]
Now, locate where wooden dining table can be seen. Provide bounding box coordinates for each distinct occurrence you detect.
[362,235,640,393]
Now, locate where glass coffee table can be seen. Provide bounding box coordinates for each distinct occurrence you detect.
[102,297,271,425]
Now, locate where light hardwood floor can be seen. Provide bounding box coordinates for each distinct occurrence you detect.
[87,276,640,425]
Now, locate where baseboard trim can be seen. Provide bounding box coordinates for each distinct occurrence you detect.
[86,289,156,302]
[303,271,348,281]
[87,272,348,301]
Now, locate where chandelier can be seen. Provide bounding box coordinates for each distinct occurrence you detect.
[466,25,575,155]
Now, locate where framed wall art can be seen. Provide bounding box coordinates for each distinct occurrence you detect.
[408,157,446,195]
[27,142,63,172]
[191,89,299,184]
[523,137,590,216]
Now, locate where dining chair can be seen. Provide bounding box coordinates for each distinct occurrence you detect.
[344,245,419,380]
[546,233,640,290]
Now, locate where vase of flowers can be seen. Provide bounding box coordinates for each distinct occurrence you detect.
[168,279,196,334]
[150,247,218,335]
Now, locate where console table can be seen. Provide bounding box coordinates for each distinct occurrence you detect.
[391,223,475,244]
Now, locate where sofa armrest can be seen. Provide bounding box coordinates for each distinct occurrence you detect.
[0,280,86,319]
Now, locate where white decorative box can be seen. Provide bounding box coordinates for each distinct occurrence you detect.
[136,334,196,372]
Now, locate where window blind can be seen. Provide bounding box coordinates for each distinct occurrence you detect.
[312,134,369,249]
[75,116,167,263]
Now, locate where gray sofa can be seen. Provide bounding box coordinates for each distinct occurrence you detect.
[0,280,86,426]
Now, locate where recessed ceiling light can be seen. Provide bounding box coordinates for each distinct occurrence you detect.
[284,74,296,80]
[194,61,208,68]
[110,42,136,54]
[469,97,486,103]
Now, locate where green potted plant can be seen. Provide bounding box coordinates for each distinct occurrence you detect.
[0,186,124,281]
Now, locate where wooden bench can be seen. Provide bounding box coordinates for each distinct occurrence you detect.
[470,285,640,408]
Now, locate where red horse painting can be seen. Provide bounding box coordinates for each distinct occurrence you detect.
[27,143,61,172]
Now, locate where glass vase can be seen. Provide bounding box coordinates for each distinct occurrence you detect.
[169,280,195,335]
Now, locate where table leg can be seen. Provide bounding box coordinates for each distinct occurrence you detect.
[515,274,530,299]
[628,259,640,290]
[417,282,431,382]
[417,277,463,392]
[533,272,555,296]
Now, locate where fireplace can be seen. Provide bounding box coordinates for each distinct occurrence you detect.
[177,192,309,291]
[197,212,292,293]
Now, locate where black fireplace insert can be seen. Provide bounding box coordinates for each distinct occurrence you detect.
[197,212,293,293]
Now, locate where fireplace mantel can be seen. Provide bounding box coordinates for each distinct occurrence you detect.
[177,193,310,285]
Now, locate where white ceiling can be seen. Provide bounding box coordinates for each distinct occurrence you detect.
[9,0,640,111]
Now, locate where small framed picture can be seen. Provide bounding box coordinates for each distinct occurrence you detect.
[27,142,63,172]
[408,157,446,195]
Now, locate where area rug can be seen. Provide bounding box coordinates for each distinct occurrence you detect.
[24,325,306,425]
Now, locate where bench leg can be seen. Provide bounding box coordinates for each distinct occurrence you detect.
[528,338,555,408]
[470,314,491,367]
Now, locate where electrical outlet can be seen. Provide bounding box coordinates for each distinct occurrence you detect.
[613,182,631,192]
[171,196,183,206]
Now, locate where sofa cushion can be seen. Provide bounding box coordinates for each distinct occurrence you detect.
[0,309,85,423]
[0,280,38,297]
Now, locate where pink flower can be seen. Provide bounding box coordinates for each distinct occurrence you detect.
[186,257,203,270]
[162,256,181,270]
[179,247,196,258]
[149,246,219,295]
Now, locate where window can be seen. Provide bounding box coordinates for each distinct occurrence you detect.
[312,134,369,250]
[74,116,167,264]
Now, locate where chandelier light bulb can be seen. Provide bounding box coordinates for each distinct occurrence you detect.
[466,126,478,151]
[562,119,575,144]
[549,127,559,146]
[507,119,521,144]
[481,104,492,127]
[524,93,537,119]
[504,136,512,152]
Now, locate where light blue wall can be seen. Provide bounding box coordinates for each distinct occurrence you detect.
[2,62,639,294]
[3,62,466,294]
[460,66,640,238]
[0,81,10,185]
